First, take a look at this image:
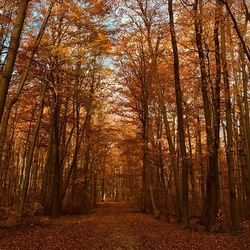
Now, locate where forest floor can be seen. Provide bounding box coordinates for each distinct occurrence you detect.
[0,202,249,250]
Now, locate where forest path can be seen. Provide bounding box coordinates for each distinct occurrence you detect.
[0,202,249,250]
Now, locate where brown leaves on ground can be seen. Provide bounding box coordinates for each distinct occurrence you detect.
[0,202,249,250]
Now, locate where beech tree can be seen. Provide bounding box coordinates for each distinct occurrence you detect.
[0,0,30,122]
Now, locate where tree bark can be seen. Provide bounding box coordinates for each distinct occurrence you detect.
[18,83,47,215]
[0,0,30,122]
[168,0,189,227]
[221,9,240,231]
[220,0,250,62]
[194,0,220,229]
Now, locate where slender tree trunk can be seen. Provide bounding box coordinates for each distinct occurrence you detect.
[239,41,250,219]
[145,20,182,223]
[221,10,240,231]
[81,73,95,211]
[136,1,182,220]
[0,0,30,122]
[51,93,61,218]
[187,122,196,215]
[60,133,80,205]
[196,114,205,202]
[229,20,250,219]
[141,58,151,213]
[194,0,220,229]
[18,83,47,215]
[221,0,250,62]
[168,0,189,227]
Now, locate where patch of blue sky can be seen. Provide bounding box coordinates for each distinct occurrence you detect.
[23,8,42,42]
[103,57,117,71]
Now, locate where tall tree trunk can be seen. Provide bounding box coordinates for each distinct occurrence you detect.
[239,34,250,218]
[194,0,220,229]
[81,72,95,211]
[18,83,47,215]
[0,0,30,122]
[196,114,205,202]
[221,0,250,62]
[42,80,61,217]
[229,19,250,219]
[136,0,182,220]
[51,91,61,218]
[154,69,182,221]
[168,0,189,227]
[141,59,151,213]
[187,121,196,215]
[220,10,240,231]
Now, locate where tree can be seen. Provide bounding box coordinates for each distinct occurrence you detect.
[0,0,30,122]
[168,0,189,227]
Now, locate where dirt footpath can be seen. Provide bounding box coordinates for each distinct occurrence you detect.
[0,202,249,250]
